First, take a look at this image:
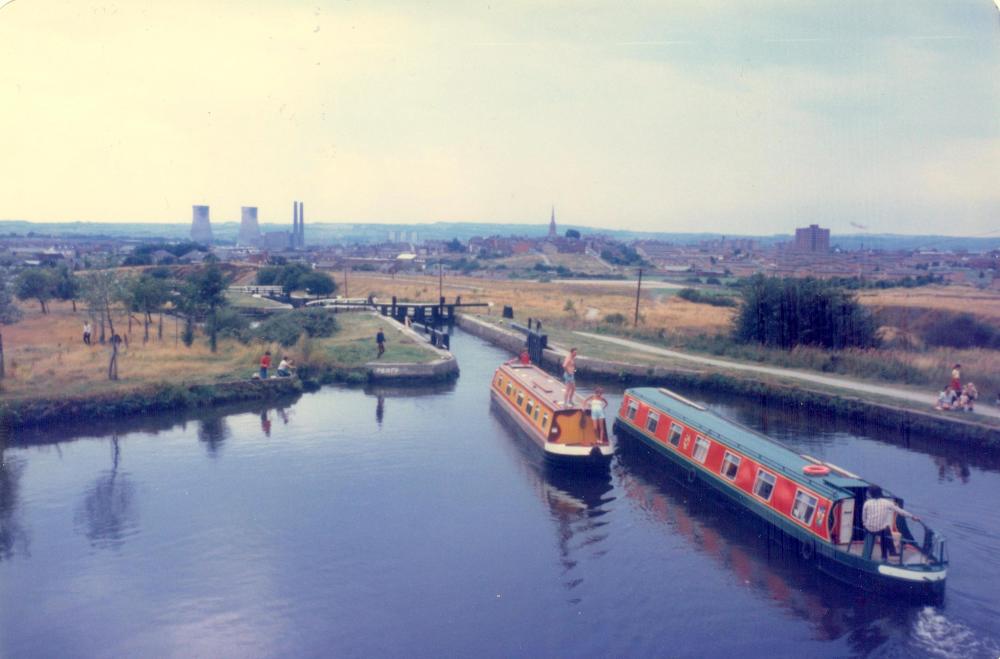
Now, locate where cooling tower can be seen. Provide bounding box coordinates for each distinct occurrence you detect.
[190,205,213,244]
[238,206,261,246]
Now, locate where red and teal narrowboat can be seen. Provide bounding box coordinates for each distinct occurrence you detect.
[614,387,947,596]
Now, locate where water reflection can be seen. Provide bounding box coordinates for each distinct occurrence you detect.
[198,416,231,455]
[0,446,29,561]
[375,395,385,427]
[74,436,138,549]
[490,401,614,599]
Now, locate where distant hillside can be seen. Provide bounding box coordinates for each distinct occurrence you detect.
[0,219,997,252]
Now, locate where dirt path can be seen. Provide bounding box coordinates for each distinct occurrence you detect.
[574,331,1000,421]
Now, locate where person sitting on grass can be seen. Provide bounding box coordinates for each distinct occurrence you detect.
[962,383,978,412]
[277,356,295,377]
[934,388,957,411]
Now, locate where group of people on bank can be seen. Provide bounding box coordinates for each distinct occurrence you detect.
[934,364,980,412]
[257,351,295,379]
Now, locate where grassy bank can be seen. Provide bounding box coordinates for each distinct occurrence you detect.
[0,303,445,427]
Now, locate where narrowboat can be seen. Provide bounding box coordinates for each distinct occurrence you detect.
[614,387,948,595]
[491,363,613,465]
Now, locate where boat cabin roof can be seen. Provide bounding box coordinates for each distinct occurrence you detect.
[626,387,870,501]
[499,363,578,410]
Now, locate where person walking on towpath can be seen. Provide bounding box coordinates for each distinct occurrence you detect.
[83,321,92,346]
[950,364,961,394]
[862,484,919,561]
[562,347,578,406]
[260,351,272,379]
[376,329,386,358]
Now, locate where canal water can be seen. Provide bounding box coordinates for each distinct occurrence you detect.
[2,329,998,658]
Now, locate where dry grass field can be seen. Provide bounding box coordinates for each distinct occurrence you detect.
[859,285,1000,321]
[337,272,735,335]
[0,302,437,401]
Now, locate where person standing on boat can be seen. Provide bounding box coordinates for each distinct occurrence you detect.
[583,387,608,443]
[862,485,919,561]
[562,347,578,406]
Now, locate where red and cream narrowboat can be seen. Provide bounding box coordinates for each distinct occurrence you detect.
[491,363,613,465]
[614,387,947,596]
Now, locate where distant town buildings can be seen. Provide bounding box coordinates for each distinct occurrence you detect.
[190,205,213,244]
[794,224,830,253]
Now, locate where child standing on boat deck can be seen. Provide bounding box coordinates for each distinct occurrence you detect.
[583,387,608,443]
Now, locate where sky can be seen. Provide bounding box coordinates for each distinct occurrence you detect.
[0,0,998,236]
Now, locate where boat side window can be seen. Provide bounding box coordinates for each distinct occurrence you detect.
[506,382,513,396]
[496,376,503,387]
[720,452,741,480]
[668,423,683,447]
[541,413,549,428]
[534,406,540,421]
[626,400,638,420]
[646,411,659,433]
[516,391,524,407]
[525,399,534,416]
[792,490,819,525]
[753,470,776,501]
[693,436,710,463]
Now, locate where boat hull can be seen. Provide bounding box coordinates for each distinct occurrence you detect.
[614,419,945,599]
[491,390,612,467]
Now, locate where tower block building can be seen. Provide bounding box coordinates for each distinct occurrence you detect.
[292,201,306,248]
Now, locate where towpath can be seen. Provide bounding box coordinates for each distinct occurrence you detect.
[573,331,1000,421]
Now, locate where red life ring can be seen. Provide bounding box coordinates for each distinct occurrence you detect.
[803,464,830,476]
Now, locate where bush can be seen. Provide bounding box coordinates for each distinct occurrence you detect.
[734,275,877,350]
[922,313,1000,349]
[604,312,626,325]
[676,288,738,307]
[252,308,340,347]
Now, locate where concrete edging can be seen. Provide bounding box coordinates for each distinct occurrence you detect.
[365,314,459,382]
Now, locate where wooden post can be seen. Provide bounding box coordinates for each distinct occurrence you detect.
[344,266,349,298]
[634,268,643,327]
[0,331,5,380]
[438,261,443,299]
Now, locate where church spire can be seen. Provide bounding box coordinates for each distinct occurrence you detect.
[548,206,557,239]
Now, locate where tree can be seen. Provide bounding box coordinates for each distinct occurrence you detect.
[446,238,464,253]
[733,275,877,350]
[298,271,336,296]
[53,265,80,312]
[189,264,229,352]
[15,268,56,313]
[125,275,169,343]
[564,229,581,239]
[80,270,126,345]
[0,272,24,380]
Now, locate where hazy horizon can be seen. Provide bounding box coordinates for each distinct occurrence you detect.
[2,1,998,236]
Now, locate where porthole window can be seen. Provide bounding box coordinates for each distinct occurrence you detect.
[753,470,776,502]
[721,452,741,481]
[792,490,819,525]
[668,423,683,447]
[693,436,710,463]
